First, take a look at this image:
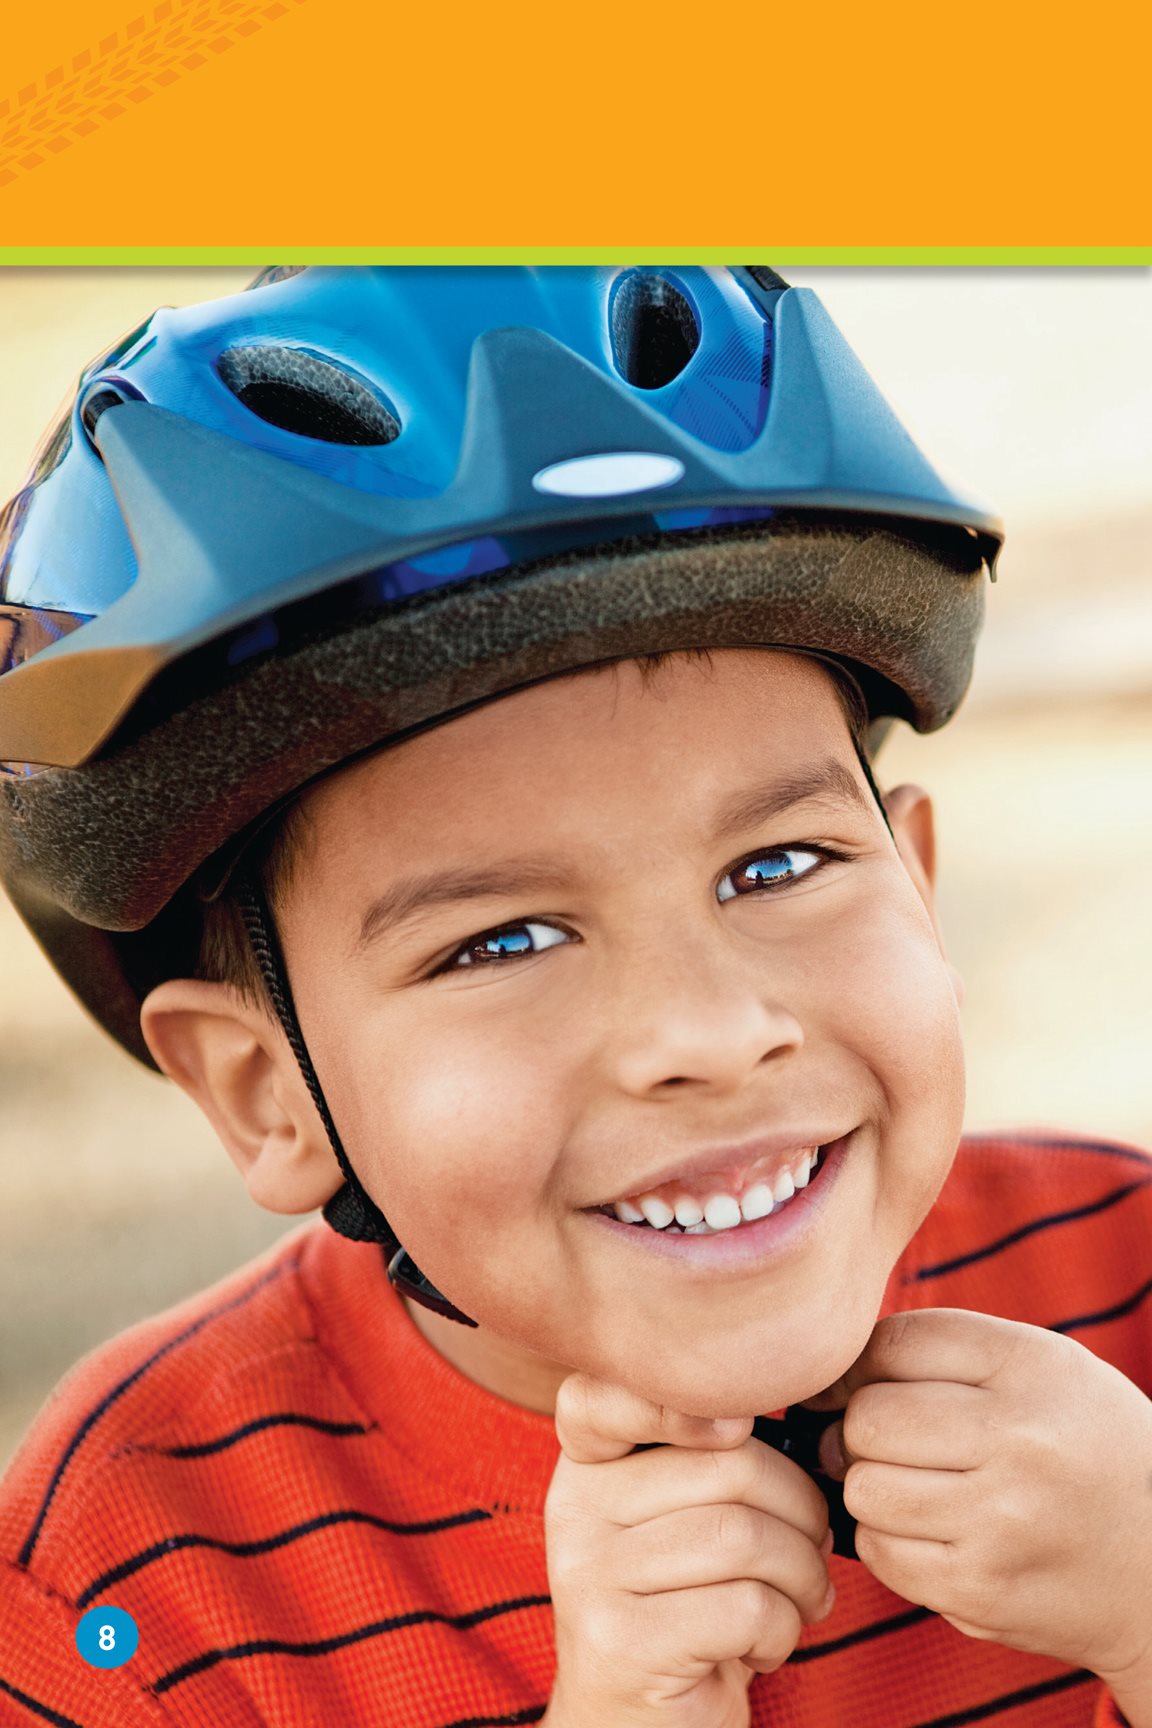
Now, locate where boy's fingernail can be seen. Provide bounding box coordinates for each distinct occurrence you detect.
[818,1420,848,1479]
[816,1583,837,1620]
[709,1418,748,1440]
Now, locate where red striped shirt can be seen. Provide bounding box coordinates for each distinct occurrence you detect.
[1,1130,1148,1727]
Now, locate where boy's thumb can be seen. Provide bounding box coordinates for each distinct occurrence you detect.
[815,1419,849,1481]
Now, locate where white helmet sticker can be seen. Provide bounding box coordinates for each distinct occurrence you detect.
[531,451,685,498]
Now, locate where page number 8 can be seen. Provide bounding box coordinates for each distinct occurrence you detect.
[75,1605,139,1669]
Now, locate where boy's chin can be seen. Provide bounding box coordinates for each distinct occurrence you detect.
[616,1315,879,1422]
[634,1368,838,1424]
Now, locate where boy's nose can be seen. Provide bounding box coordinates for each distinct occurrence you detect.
[607,949,805,1098]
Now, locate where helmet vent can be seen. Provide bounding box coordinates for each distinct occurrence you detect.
[744,265,790,294]
[246,265,308,289]
[78,376,146,450]
[216,346,400,446]
[610,274,700,390]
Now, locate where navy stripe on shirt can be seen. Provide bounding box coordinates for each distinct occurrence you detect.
[1052,1276,1152,1335]
[910,1666,1096,1726]
[153,1594,553,1693]
[431,1671,1101,1728]
[961,1133,1152,1169]
[18,1254,303,1568]
[907,1179,1152,1283]
[789,1604,935,1661]
[437,1711,547,1728]
[77,1505,495,1608]
[0,1677,86,1728]
[148,1413,377,1458]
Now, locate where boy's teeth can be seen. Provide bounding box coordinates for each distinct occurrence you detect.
[610,1147,824,1231]
[703,1193,742,1230]
[739,1183,775,1222]
[614,1197,646,1223]
[637,1194,675,1229]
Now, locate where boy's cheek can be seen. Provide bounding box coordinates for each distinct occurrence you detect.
[854,919,966,1099]
[825,946,966,1237]
[333,1025,570,1224]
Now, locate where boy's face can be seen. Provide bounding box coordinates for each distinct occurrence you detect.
[160,649,966,1420]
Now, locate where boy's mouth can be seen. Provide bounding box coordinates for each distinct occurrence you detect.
[592,1143,829,1234]
[582,1130,854,1266]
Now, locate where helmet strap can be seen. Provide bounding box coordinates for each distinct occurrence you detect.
[856,742,895,841]
[235,874,479,1328]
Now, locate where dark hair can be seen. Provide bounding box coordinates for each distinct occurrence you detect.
[195,649,875,1009]
[196,801,315,1009]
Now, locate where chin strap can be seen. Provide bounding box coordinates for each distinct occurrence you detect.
[856,743,894,840]
[236,875,479,1328]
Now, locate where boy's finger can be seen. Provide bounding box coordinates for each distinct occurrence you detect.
[811,1382,995,1479]
[799,1308,1034,1411]
[553,1373,752,1463]
[842,1381,993,1473]
[610,1499,832,1621]
[571,1430,833,1552]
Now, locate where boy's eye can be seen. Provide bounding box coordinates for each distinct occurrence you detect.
[716,846,825,901]
[449,921,571,968]
[438,846,839,972]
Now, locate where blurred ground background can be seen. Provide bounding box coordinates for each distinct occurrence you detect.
[1,268,1150,1469]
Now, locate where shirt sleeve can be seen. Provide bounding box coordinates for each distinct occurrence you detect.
[0,1558,176,1728]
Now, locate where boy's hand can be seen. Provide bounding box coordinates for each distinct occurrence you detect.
[542,1374,835,1728]
[800,1308,1152,1693]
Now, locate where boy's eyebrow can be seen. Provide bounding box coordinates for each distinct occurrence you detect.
[712,756,874,841]
[354,755,873,954]
[354,859,579,954]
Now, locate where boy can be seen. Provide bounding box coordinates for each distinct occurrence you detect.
[0,266,1149,1728]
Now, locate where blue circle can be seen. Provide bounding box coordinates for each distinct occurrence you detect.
[75,1605,139,1669]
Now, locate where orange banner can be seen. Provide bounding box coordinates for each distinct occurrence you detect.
[1,0,1149,249]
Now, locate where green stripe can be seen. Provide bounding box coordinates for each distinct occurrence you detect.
[0,247,1150,266]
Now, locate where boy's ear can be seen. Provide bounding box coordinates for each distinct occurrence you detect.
[140,979,342,1214]
[881,782,965,1010]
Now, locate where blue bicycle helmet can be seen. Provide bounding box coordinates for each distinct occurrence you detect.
[0,264,1002,1328]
